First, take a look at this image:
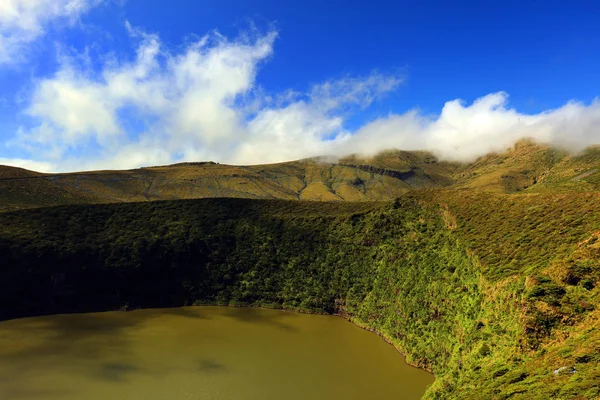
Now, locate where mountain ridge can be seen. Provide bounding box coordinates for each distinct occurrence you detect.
[2,139,600,212]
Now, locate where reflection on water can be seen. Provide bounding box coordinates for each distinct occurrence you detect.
[0,307,433,400]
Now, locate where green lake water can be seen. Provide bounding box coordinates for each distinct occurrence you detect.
[0,306,433,400]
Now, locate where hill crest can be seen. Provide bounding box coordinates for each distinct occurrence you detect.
[1,140,600,211]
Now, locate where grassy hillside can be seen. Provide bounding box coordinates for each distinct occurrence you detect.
[0,159,424,211]
[2,140,600,212]
[1,191,599,399]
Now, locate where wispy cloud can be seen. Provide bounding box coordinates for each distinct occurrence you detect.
[4,24,600,172]
[12,25,401,171]
[0,0,106,64]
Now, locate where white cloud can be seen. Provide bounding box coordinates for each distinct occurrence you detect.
[0,157,55,172]
[0,0,105,64]
[27,70,122,145]
[8,25,600,173]
[346,92,600,161]
[14,25,401,171]
[309,74,403,112]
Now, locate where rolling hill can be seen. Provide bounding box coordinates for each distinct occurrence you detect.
[2,139,600,212]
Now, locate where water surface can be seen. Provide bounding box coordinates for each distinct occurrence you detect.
[0,307,433,400]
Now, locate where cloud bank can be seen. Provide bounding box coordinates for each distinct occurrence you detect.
[0,0,105,64]
[5,26,600,172]
[346,93,600,161]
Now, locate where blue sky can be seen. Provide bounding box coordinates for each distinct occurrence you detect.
[0,0,599,171]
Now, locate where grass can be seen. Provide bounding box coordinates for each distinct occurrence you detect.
[1,188,599,399]
[3,140,599,213]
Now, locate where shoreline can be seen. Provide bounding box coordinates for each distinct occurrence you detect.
[0,301,435,377]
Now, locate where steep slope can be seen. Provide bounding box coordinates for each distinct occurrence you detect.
[449,140,568,192]
[338,149,460,187]
[1,191,599,399]
[342,140,600,194]
[528,145,600,192]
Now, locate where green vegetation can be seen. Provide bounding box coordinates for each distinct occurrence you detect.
[1,188,599,399]
[3,140,600,212]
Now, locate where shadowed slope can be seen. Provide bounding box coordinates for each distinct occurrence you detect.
[0,192,599,399]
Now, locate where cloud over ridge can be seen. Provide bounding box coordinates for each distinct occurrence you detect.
[5,24,600,172]
[348,92,600,161]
